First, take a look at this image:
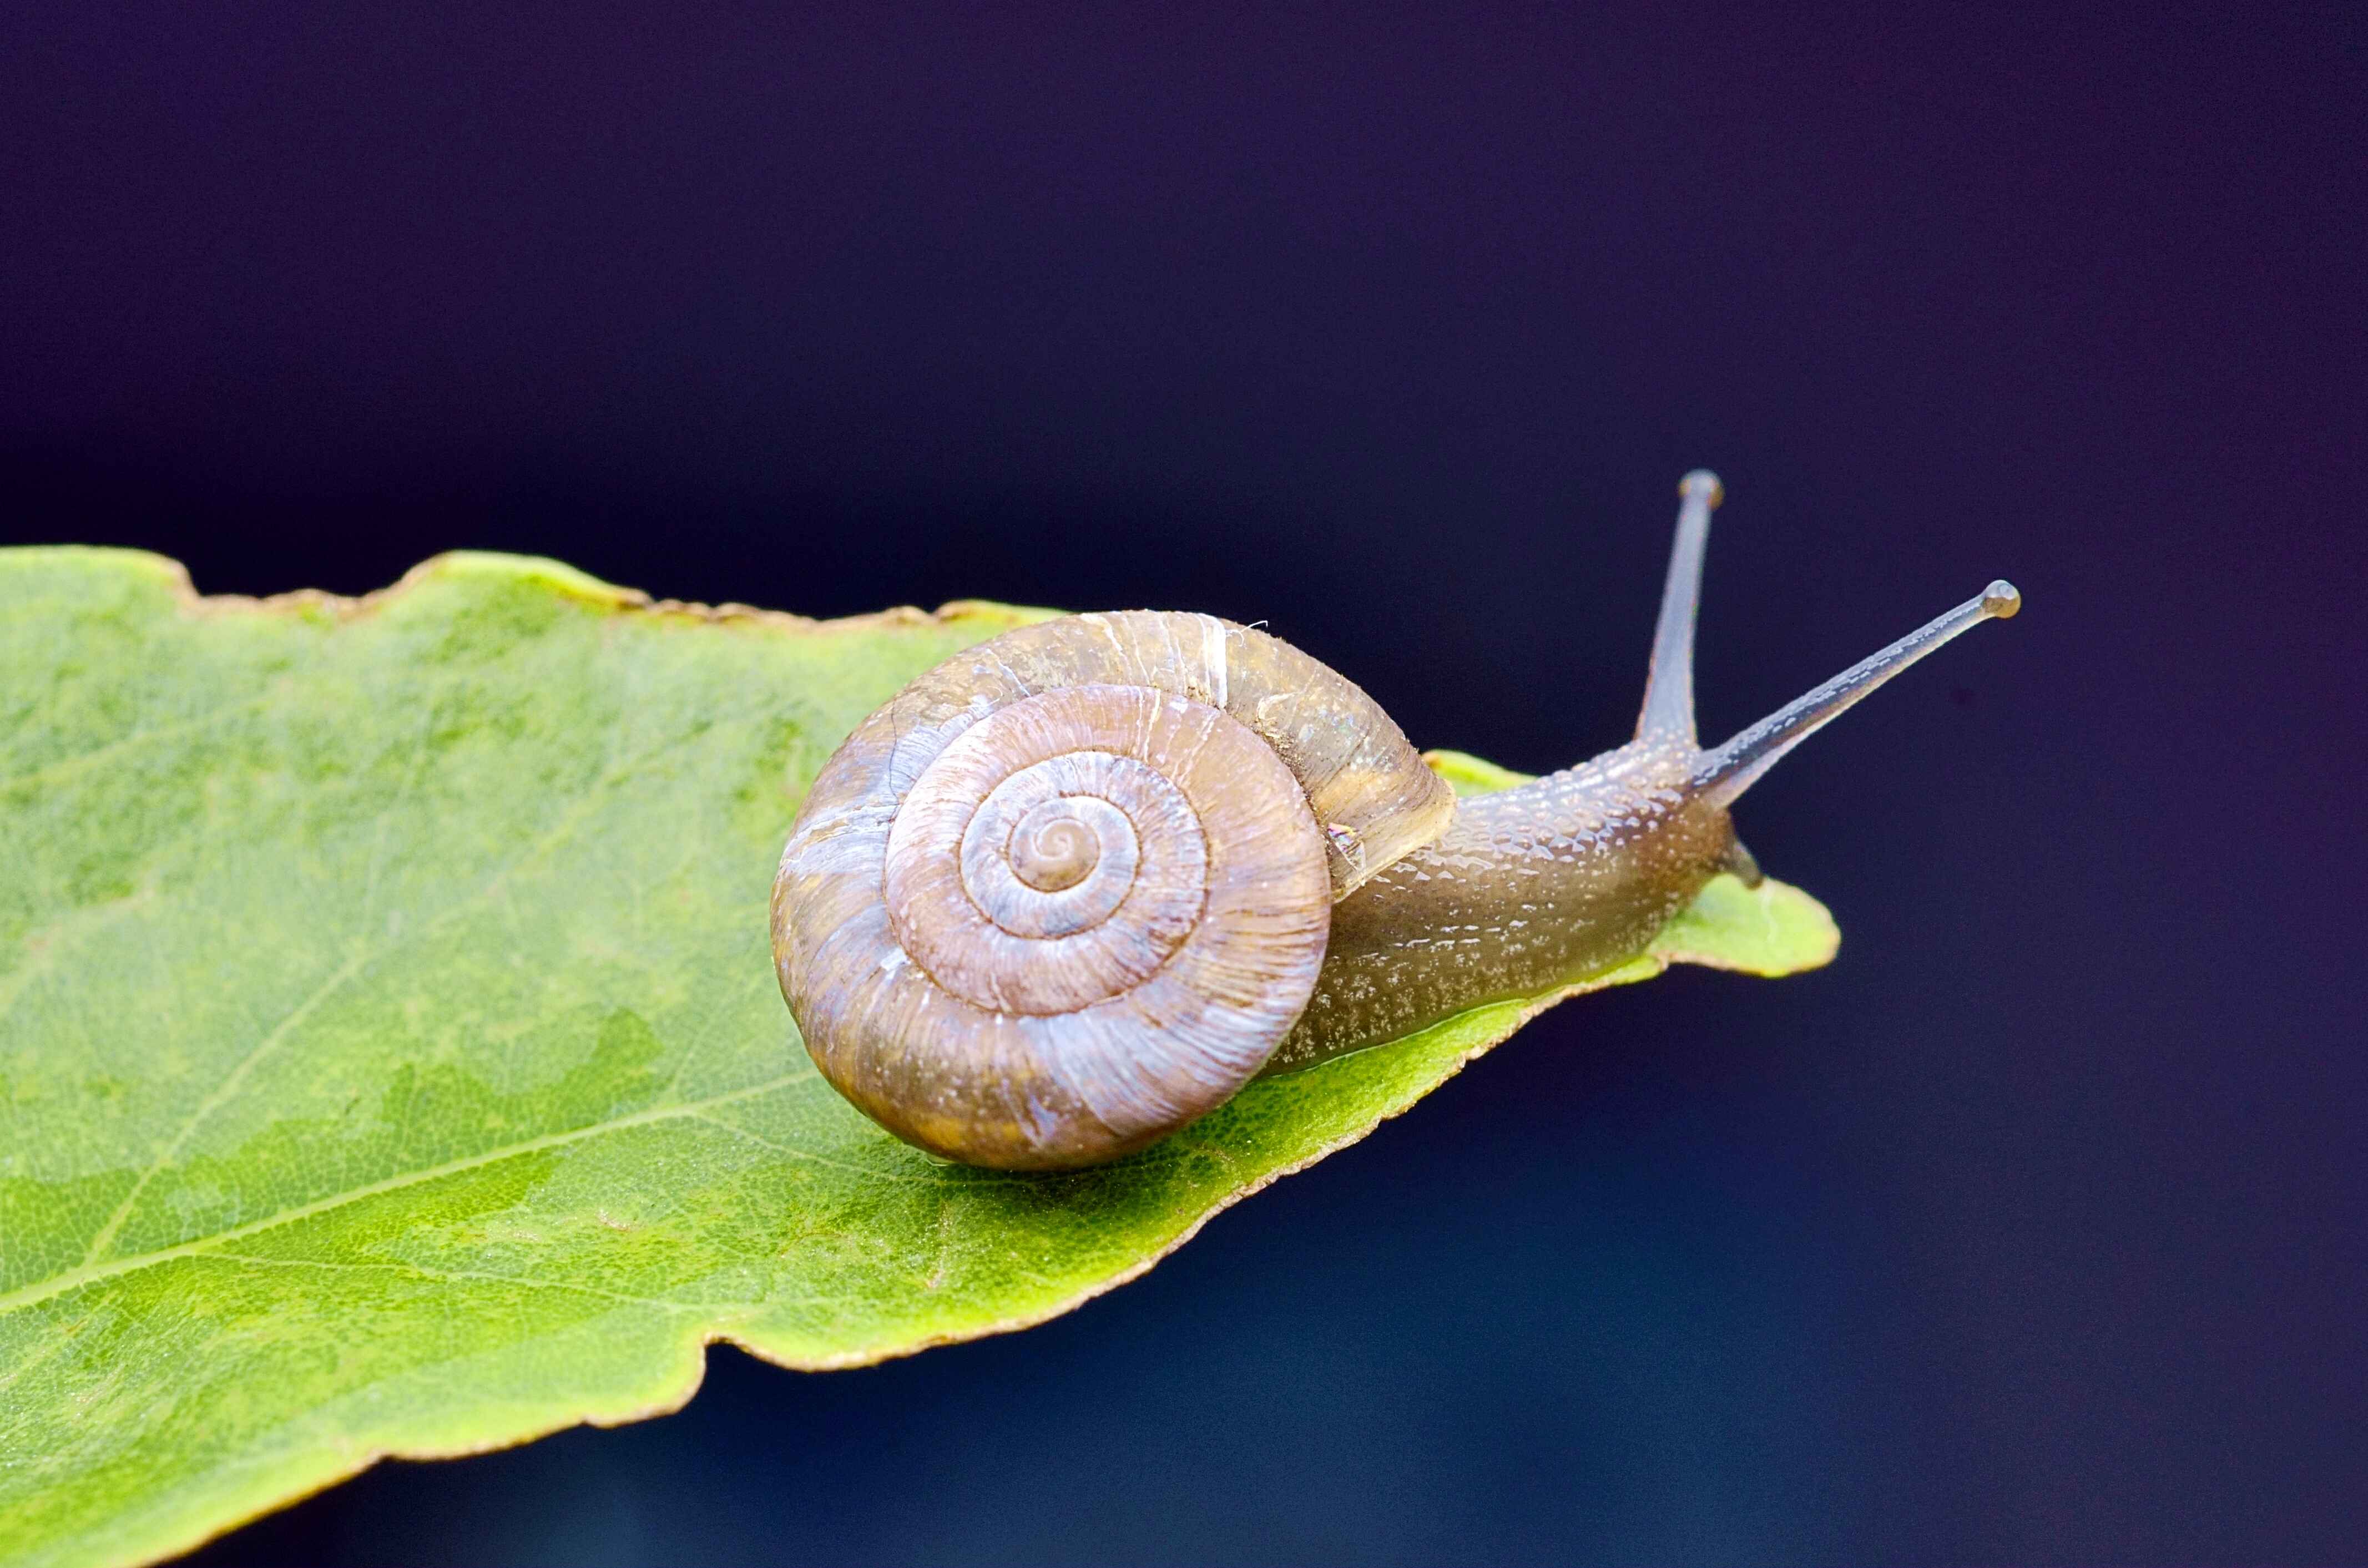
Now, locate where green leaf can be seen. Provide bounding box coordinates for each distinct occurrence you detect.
[0,550,1835,1568]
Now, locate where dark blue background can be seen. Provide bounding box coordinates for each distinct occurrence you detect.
[6,6,2361,1563]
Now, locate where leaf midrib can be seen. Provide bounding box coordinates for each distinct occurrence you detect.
[0,1071,811,1319]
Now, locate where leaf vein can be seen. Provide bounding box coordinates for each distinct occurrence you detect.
[0,1073,807,1319]
[0,690,275,795]
[69,729,706,1271]
[200,1252,704,1316]
[75,948,372,1269]
[683,1112,1018,1186]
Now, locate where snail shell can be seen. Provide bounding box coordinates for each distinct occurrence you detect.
[774,477,2023,1172]
[771,611,1455,1169]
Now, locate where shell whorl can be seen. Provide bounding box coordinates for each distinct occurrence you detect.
[771,611,1455,1169]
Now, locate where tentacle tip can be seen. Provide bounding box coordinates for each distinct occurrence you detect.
[1981,580,2022,619]
[1678,469,1725,509]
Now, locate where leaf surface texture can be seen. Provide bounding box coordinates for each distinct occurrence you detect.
[0,551,1835,1566]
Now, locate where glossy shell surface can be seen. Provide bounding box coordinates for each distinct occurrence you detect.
[771,610,1453,1168]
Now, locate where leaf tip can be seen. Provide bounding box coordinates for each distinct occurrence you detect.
[1650,873,1840,977]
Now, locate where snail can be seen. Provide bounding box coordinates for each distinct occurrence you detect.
[772,472,2018,1170]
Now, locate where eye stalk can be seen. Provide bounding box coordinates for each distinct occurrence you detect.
[1692,578,2021,806]
[1632,472,2021,809]
[1635,468,1725,745]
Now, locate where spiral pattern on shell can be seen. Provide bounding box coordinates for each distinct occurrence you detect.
[772,611,1456,1169]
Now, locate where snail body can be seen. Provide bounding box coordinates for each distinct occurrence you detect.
[1265,740,1741,1075]
[773,472,2018,1169]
